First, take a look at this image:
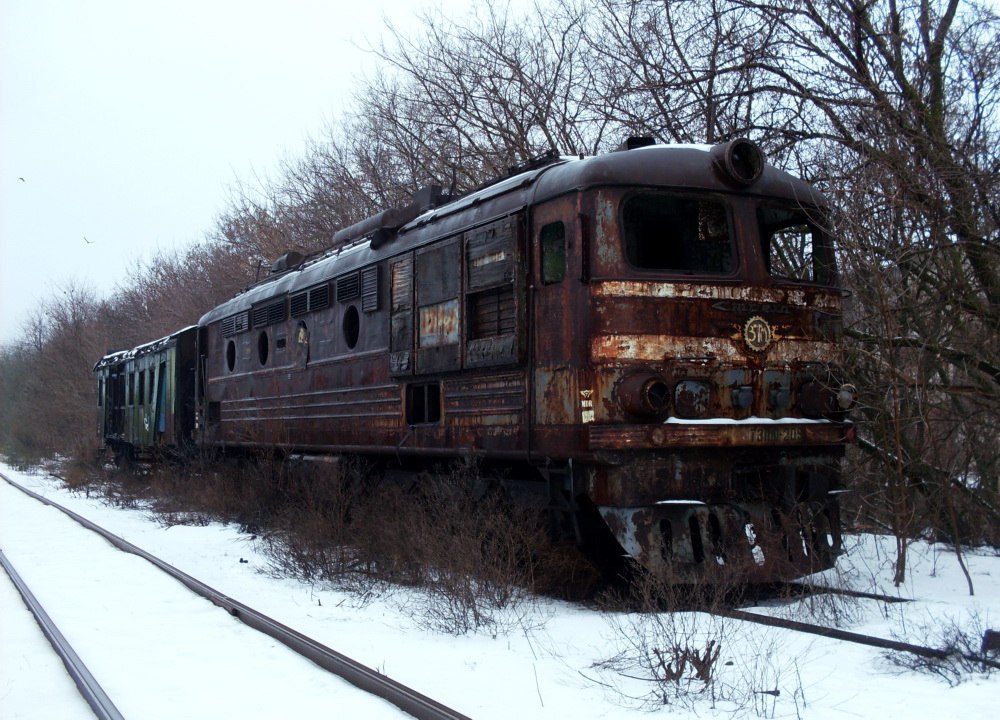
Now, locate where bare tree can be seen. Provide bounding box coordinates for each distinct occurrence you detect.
[581,0,800,148]
[746,0,1000,584]
[366,0,607,187]
[0,283,109,459]
[570,0,998,583]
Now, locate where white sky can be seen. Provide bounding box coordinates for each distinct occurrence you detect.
[0,0,479,347]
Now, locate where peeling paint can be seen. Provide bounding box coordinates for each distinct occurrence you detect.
[593,281,842,311]
[590,334,838,364]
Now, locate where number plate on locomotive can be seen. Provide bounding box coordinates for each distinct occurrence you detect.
[741,424,806,443]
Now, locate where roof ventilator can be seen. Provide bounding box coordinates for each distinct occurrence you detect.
[616,136,656,152]
[270,251,304,274]
[332,184,451,250]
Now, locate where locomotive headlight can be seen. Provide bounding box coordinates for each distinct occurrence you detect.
[798,380,835,418]
[711,139,765,186]
[674,380,712,419]
[617,373,671,418]
[800,380,856,418]
[837,383,858,412]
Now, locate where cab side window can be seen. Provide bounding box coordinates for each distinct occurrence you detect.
[540,222,566,284]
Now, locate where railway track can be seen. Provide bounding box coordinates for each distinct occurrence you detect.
[722,583,1000,670]
[0,470,470,720]
[1,548,125,720]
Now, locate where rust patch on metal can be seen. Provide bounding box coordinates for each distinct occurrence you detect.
[418,299,460,347]
[593,281,843,311]
[590,333,838,364]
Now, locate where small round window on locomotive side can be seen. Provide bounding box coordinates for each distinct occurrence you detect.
[257,331,269,366]
[343,305,360,349]
[226,340,236,372]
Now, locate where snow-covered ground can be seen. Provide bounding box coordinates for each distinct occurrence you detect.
[1,460,997,719]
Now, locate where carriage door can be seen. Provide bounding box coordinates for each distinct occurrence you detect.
[531,200,579,428]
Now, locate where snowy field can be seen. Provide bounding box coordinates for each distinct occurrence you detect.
[1,460,997,719]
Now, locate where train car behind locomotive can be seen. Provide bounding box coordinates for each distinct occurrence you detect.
[95,326,198,461]
[98,138,854,582]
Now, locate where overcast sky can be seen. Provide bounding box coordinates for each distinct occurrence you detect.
[0,0,481,346]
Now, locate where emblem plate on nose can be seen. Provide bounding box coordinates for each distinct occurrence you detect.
[743,316,773,353]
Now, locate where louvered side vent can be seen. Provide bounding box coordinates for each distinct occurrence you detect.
[267,300,285,325]
[290,291,309,317]
[221,311,249,337]
[392,257,413,312]
[361,267,379,312]
[291,284,330,317]
[337,272,361,302]
[469,285,516,338]
[253,299,286,328]
[309,284,330,312]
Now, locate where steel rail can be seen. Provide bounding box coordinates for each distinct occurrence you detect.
[1,472,471,720]
[0,548,126,720]
[786,582,912,604]
[717,606,1000,670]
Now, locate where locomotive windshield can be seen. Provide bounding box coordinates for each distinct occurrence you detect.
[758,205,837,285]
[622,193,736,274]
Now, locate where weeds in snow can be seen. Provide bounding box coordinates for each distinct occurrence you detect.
[594,574,809,717]
[884,610,999,686]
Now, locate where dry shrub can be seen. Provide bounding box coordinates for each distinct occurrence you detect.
[61,452,288,529]
[260,456,397,601]
[264,456,593,633]
[594,571,806,716]
[884,611,1000,686]
[390,461,544,634]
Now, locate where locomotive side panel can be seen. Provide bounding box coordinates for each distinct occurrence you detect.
[203,214,531,457]
[398,215,530,454]
[529,194,593,458]
[203,259,401,451]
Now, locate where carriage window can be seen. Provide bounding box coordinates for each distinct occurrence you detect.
[758,206,836,285]
[406,382,441,424]
[622,194,735,273]
[226,340,237,372]
[540,222,566,284]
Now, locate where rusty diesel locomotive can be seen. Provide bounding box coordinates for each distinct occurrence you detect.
[96,139,855,581]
